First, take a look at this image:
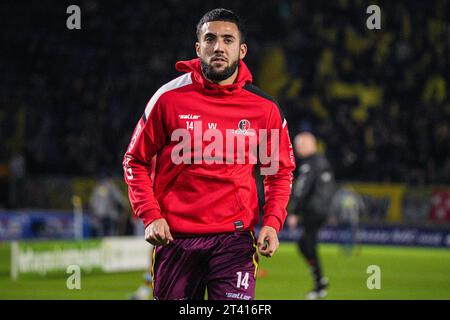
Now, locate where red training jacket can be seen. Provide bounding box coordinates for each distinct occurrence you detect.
[123,58,295,235]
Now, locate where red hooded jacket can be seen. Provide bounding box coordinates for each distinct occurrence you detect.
[123,58,295,235]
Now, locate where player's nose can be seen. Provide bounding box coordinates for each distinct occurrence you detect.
[213,39,225,53]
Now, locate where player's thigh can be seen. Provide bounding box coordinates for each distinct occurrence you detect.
[206,232,258,300]
[152,241,206,300]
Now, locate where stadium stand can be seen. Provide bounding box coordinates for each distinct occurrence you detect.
[0,0,448,211]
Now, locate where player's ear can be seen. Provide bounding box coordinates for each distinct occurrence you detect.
[195,42,200,57]
[239,43,247,60]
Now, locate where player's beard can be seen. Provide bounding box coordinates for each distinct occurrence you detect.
[200,58,239,82]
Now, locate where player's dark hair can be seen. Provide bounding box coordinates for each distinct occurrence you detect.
[196,8,246,43]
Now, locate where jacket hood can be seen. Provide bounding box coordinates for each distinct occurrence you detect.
[175,58,253,95]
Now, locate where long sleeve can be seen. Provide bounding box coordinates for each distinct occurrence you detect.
[123,98,167,228]
[260,104,296,232]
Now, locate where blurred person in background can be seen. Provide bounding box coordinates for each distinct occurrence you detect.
[129,245,154,300]
[330,186,364,255]
[287,132,336,299]
[8,152,26,208]
[89,176,128,237]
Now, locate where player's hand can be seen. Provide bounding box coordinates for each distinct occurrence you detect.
[286,214,299,231]
[257,226,279,258]
[145,218,174,246]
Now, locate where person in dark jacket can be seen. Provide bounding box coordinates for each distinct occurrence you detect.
[287,132,336,299]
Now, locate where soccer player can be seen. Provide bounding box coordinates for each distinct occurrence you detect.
[287,132,336,299]
[123,9,295,300]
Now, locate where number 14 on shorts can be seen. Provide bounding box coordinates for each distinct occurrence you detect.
[236,272,249,290]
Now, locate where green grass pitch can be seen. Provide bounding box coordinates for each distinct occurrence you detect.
[0,242,448,300]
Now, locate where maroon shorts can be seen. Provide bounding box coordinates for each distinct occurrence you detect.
[151,231,259,300]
